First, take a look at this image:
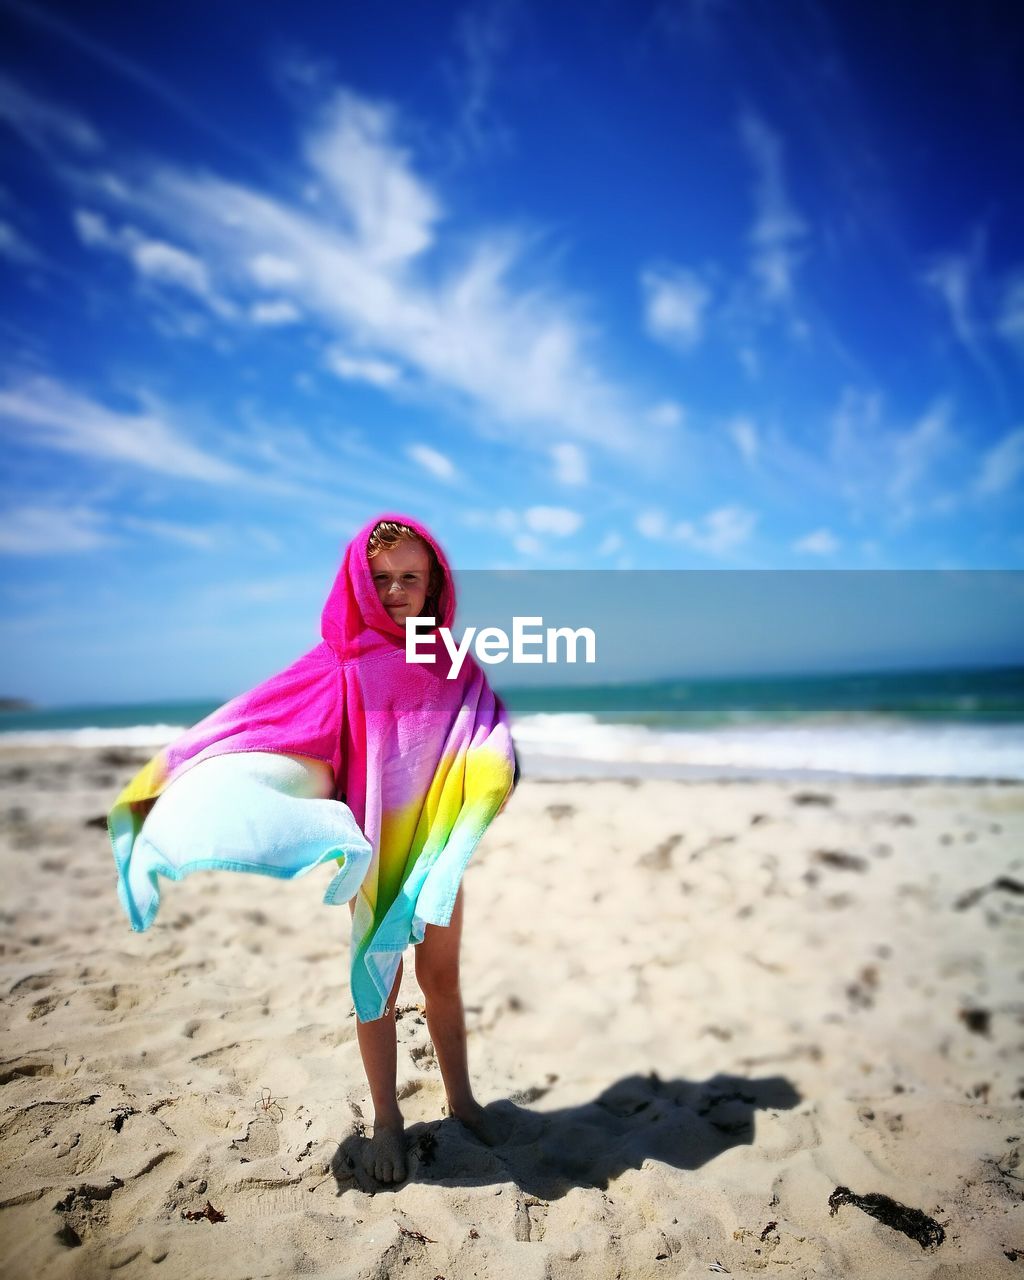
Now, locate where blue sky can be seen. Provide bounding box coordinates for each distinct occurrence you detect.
[1,0,1022,703]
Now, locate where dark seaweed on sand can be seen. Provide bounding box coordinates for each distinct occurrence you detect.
[183,1200,226,1223]
[828,1185,945,1250]
[954,876,1024,911]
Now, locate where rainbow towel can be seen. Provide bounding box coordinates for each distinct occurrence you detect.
[108,513,517,1022]
[118,752,372,931]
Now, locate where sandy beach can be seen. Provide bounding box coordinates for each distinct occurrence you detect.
[1,744,1022,1278]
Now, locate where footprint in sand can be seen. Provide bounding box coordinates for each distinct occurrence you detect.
[28,994,61,1020]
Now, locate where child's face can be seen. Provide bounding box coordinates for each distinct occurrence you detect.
[369,539,433,624]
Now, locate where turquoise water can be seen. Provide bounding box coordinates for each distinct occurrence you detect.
[2,665,1022,780]
[1,664,1022,734]
[497,663,1024,727]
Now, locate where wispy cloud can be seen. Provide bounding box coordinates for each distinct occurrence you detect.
[0,218,43,266]
[73,208,237,317]
[824,387,958,526]
[887,401,955,506]
[676,504,758,555]
[0,374,390,515]
[636,508,668,539]
[0,70,101,157]
[325,346,402,388]
[1,0,269,170]
[551,442,587,486]
[445,0,518,159]
[792,527,839,556]
[249,299,301,326]
[227,406,441,511]
[637,108,812,374]
[119,515,219,550]
[0,374,251,485]
[249,253,303,287]
[921,238,980,352]
[641,263,711,351]
[995,271,1024,354]
[635,503,758,556]
[523,505,582,536]
[303,90,441,265]
[463,502,583,558]
[974,427,1024,497]
[728,415,759,464]
[48,81,643,452]
[921,226,1012,408]
[0,501,114,555]
[406,442,459,483]
[647,401,685,429]
[738,109,809,304]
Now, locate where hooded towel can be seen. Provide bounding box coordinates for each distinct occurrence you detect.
[107,513,518,1021]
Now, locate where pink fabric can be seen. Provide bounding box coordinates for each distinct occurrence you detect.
[119,513,516,1020]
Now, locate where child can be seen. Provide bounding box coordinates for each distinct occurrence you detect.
[108,513,518,1184]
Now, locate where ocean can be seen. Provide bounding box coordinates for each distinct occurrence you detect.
[3,663,1023,782]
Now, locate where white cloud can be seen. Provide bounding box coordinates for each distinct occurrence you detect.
[974,426,1024,496]
[641,264,711,351]
[636,509,668,539]
[447,0,516,158]
[406,442,458,483]
[827,387,956,523]
[0,219,41,265]
[243,525,285,554]
[647,401,685,429]
[551,442,587,486]
[119,515,218,549]
[476,504,582,549]
[60,83,641,450]
[996,272,1024,352]
[132,237,215,295]
[674,505,757,555]
[0,73,101,156]
[0,502,114,555]
[738,111,809,303]
[72,207,113,247]
[303,89,441,265]
[888,400,955,503]
[493,507,519,536]
[513,532,542,557]
[728,414,758,463]
[635,504,757,556]
[324,346,401,387]
[597,531,622,556]
[921,227,1008,393]
[0,375,251,486]
[738,346,760,378]
[250,299,301,326]
[922,250,975,350]
[523,505,582,536]
[194,571,326,607]
[249,253,302,287]
[792,527,839,556]
[73,207,235,317]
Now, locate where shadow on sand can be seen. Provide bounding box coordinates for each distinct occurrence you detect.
[331,1070,801,1198]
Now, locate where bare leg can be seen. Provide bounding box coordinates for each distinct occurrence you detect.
[348,897,407,1182]
[414,884,508,1146]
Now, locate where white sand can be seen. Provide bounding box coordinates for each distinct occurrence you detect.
[1,746,1022,1278]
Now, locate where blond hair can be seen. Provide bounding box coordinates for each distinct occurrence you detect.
[367,520,423,559]
[366,521,443,613]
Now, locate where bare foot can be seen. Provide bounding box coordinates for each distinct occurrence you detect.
[448,1100,510,1147]
[363,1120,407,1183]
